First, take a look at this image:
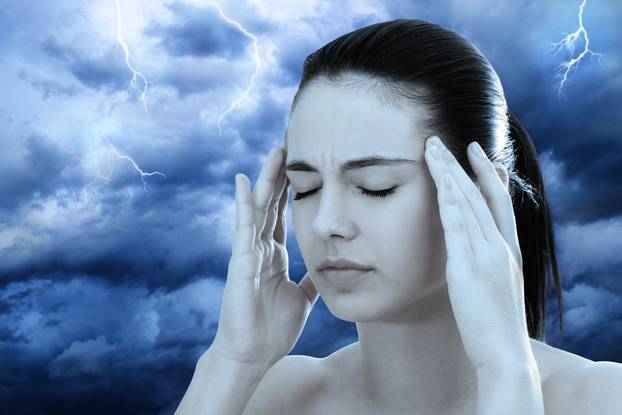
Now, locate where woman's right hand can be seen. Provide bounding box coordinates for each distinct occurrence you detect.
[209,144,319,369]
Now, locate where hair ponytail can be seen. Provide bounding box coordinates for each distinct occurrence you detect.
[507,109,564,342]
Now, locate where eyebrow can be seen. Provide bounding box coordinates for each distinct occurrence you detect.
[285,156,419,173]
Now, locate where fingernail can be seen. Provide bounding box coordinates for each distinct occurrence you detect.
[470,141,487,159]
[430,145,440,159]
[427,136,440,158]
[430,135,441,145]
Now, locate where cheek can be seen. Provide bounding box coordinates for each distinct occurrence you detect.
[377,184,445,286]
[290,206,314,256]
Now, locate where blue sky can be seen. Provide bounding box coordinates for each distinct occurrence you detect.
[0,0,620,413]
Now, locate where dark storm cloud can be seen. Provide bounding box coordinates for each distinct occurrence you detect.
[0,273,345,413]
[556,282,622,362]
[500,58,622,223]
[1,1,621,414]
[17,70,81,100]
[0,133,71,211]
[145,1,250,59]
[0,276,223,414]
[0,120,281,289]
[380,0,622,224]
[143,1,277,97]
[40,37,129,93]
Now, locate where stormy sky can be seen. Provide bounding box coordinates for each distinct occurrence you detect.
[1,0,621,413]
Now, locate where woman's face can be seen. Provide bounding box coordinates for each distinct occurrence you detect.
[285,81,448,323]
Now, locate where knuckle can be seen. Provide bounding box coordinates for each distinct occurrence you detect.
[448,216,465,233]
[444,191,458,206]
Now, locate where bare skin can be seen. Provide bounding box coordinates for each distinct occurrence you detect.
[283,78,505,413]
[237,76,622,415]
[242,337,594,415]
[310,337,593,415]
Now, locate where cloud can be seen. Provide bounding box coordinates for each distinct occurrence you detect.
[40,37,130,94]
[0,132,72,211]
[145,1,250,59]
[17,69,81,100]
[548,282,622,361]
[0,275,224,412]
[555,215,622,290]
[48,335,118,378]
[1,0,621,413]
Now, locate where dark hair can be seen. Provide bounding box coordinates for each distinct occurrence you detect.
[289,19,564,342]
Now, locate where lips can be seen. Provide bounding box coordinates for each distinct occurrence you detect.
[317,257,374,272]
[321,268,373,285]
[317,258,374,286]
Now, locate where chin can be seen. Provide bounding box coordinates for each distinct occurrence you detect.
[322,293,400,323]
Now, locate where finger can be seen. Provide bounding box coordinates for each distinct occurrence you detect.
[274,144,289,245]
[297,272,319,304]
[431,137,490,249]
[425,140,474,266]
[430,136,500,244]
[233,173,256,257]
[467,141,520,251]
[274,175,290,246]
[251,147,284,241]
[262,156,287,241]
[444,172,487,255]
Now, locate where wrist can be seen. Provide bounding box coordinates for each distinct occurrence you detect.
[476,355,542,395]
[201,347,274,374]
[476,358,545,415]
[476,344,538,374]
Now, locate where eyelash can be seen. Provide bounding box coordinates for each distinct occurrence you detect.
[292,186,398,201]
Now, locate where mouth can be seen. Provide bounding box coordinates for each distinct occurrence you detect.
[321,268,373,285]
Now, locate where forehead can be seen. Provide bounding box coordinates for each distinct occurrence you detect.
[285,82,426,167]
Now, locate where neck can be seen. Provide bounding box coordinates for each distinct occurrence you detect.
[354,283,479,413]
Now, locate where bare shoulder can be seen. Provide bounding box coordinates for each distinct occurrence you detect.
[532,339,622,415]
[529,338,593,382]
[242,354,326,415]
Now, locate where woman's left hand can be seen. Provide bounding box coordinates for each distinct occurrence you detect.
[424,135,535,371]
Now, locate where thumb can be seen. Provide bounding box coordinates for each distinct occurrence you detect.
[298,272,319,304]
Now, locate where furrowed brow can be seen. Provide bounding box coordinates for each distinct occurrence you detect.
[285,157,419,173]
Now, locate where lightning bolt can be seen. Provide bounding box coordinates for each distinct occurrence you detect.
[80,149,116,203]
[80,2,164,201]
[547,0,603,98]
[81,137,166,202]
[103,137,166,194]
[202,1,263,136]
[115,0,150,112]
[82,1,258,200]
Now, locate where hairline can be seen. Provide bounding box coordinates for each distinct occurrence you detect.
[285,71,436,148]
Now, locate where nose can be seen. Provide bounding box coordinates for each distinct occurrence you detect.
[312,183,357,240]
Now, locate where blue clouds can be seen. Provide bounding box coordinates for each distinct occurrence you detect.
[17,69,81,100]
[1,0,621,414]
[0,276,223,412]
[0,133,70,211]
[41,36,130,93]
[145,1,251,59]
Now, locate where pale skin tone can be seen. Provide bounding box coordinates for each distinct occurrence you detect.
[183,76,622,415]
[284,80,513,413]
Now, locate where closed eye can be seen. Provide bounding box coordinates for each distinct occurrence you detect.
[292,186,398,201]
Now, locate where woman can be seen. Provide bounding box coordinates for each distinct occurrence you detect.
[176,19,622,415]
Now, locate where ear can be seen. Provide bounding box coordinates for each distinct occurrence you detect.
[494,162,509,192]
